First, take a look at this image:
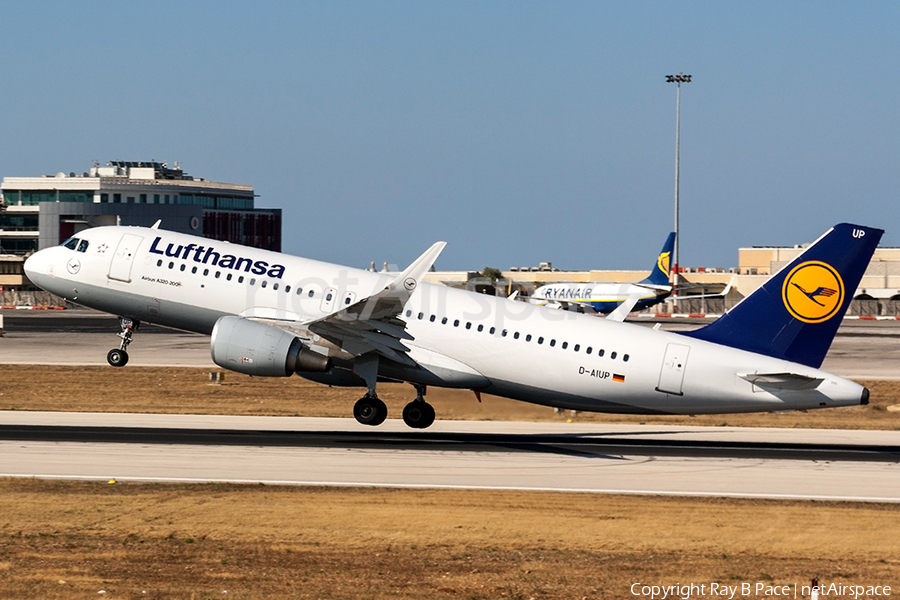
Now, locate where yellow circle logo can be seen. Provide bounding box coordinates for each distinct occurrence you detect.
[781,261,844,323]
[658,251,671,277]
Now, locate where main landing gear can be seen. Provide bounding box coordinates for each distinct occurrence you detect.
[107,317,139,367]
[349,355,436,429]
[401,384,435,429]
[351,385,435,429]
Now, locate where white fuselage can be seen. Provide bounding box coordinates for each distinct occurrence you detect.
[531,281,669,313]
[24,226,865,415]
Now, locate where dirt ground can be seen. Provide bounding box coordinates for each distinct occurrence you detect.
[1,480,898,599]
[1,364,899,430]
[1,365,899,598]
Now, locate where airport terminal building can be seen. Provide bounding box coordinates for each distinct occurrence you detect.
[0,161,281,301]
[1,160,280,256]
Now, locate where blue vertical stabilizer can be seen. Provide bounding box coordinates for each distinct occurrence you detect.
[641,232,676,286]
[683,223,883,368]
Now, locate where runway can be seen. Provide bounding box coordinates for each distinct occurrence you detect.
[1,412,899,502]
[2,308,900,501]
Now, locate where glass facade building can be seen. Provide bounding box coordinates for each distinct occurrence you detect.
[1,161,280,257]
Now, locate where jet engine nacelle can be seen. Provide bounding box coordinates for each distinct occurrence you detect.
[211,316,331,377]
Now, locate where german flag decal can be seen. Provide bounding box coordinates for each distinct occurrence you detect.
[613,374,625,383]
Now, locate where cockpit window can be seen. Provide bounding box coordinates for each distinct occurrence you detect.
[77,239,89,253]
[62,237,79,250]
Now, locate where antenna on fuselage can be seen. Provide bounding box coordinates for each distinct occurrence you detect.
[151,220,162,229]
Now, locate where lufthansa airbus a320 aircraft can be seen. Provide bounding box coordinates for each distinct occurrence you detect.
[24,222,881,429]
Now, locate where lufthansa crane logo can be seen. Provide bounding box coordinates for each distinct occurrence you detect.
[658,251,671,277]
[781,261,844,323]
[403,277,417,291]
[66,258,81,275]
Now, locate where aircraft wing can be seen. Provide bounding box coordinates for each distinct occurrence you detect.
[304,242,447,366]
[605,296,641,322]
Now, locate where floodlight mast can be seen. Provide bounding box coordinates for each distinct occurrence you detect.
[666,72,691,303]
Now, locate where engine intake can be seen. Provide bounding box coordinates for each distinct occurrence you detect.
[211,316,331,377]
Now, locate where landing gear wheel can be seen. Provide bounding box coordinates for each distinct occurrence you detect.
[107,348,129,367]
[354,396,387,426]
[109,317,139,367]
[402,400,435,429]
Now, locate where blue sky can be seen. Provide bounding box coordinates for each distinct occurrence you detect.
[2,2,898,271]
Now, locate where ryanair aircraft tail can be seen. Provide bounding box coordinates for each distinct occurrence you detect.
[684,223,883,368]
[641,232,676,286]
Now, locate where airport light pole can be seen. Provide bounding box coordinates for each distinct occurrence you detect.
[666,72,691,305]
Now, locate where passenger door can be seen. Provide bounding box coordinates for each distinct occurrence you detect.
[108,233,143,283]
[656,343,690,395]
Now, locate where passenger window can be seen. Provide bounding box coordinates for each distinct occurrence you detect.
[489,327,495,334]
[215,272,221,279]
[273,283,279,290]
[441,317,448,325]
[502,329,508,337]
[586,347,593,354]
[611,352,617,359]
[549,339,556,347]
[180,264,186,272]
[63,238,79,250]
[77,240,89,253]
[598,349,605,357]
[191,266,198,274]
[623,354,630,362]
[296,287,302,295]
[168,262,174,269]
[285,285,290,292]
[514,332,520,339]
[156,259,163,267]
[453,319,460,327]
[406,310,412,317]
[465,322,472,330]
[573,344,580,352]
[325,292,332,300]
[538,337,544,344]
[238,276,244,283]
[562,342,568,349]
[525,334,532,342]
[344,297,351,304]
[430,315,436,322]
[477,324,483,332]
[418,312,424,320]
[261,280,267,288]
[203,269,209,276]
[250,278,256,286]
[308,290,314,297]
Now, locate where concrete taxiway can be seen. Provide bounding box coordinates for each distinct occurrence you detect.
[1,412,899,502]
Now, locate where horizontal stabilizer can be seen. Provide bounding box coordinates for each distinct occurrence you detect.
[739,372,824,390]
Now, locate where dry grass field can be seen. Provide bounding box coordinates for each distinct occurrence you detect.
[1,365,899,598]
[1,480,898,599]
[1,364,899,430]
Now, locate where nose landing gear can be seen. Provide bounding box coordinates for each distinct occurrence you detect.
[107,317,139,367]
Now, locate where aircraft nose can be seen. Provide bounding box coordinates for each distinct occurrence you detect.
[24,248,57,287]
